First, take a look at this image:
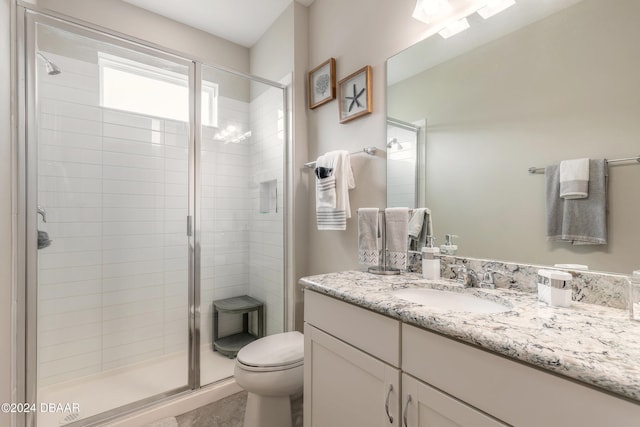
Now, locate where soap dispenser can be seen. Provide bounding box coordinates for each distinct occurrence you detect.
[422,236,440,280]
[440,234,458,256]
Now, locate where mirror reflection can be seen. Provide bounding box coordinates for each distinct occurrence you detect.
[387,0,640,274]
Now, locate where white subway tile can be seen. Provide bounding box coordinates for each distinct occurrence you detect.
[39,161,102,179]
[40,113,102,136]
[39,129,102,151]
[103,165,165,183]
[103,180,165,196]
[103,109,163,131]
[38,279,102,301]
[102,247,163,264]
[103,273,164,292]
[102,259,164,278]
[39,82,98,106]
[102,194,165,209]
[38,250,102,270]
[38,176,102,194]
[39,145,102,165]
[102,298,164,321]
[40,99,102,122]
[38,191,102,208]
[102,221,164,236]
[38,293,102,316]
[39,309,101,333]
[103,123,163,144]
[103,151,164,170]
[39,336,102,363]
[102,234,164,250]
[103,137,164,158]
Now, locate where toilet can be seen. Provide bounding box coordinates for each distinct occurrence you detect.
[234,331,304,427]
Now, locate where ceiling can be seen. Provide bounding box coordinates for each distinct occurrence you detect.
[121,0,314,48]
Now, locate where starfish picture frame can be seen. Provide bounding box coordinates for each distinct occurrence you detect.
[337,65,372,123]
[308,58,336,109]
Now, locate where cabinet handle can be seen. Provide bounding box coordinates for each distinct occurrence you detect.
[385,384,394,423]
[403,394,412,427]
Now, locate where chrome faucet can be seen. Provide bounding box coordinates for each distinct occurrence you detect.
[479,269,506,289]
[450,264,478,288]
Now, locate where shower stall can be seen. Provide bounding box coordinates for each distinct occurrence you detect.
[17,7,288,427]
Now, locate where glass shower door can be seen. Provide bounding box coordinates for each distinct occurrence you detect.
[27,14,193,426]
[198,65,286,386]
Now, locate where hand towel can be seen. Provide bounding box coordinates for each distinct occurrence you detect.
[385,207,409,270]
[560,158,589,199]
[316,150,355,230]
[407,208,433,251]
[546,159,608,245]
[358,208,380,266]
[315,154,336,209]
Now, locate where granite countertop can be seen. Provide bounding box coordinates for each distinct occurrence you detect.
[299,270,640,403]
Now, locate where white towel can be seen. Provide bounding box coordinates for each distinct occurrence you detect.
[316,150,355,230]
[358,208,380,266]
[560,158,589,199]
[385,207,409,270]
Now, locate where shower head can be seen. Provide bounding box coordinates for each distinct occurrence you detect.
[37,53,61,75]
[387,138,403,150]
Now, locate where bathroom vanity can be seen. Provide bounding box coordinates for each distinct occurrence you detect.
[300,271,640,427]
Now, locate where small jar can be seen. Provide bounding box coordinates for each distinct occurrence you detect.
[628,270,640,321]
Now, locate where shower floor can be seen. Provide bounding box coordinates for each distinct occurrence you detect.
[37,348,236,427]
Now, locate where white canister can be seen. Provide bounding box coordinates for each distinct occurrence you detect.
[537,269,573,307]
[422,246,440,280]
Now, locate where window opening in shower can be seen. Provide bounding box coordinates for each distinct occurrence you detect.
[98,53,219,126]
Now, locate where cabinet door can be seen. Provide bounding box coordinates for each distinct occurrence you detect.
[304,324,400,427]
[402,374,508,427]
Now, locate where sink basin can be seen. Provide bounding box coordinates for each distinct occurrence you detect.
[393,288,511,314]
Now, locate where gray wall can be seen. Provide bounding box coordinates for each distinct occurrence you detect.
[305,0,429,274]
[388,0,640,273]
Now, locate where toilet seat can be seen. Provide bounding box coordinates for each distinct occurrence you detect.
[237,331,303,372]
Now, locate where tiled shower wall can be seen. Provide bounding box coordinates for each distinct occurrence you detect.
[248,87,285,336]
[36,52,284,387]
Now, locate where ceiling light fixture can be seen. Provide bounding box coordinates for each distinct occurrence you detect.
[477,0,516,19]
[438,17,470,38]
[412,0,453,24]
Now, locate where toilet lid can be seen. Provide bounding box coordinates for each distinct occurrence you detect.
[237,331,303,368]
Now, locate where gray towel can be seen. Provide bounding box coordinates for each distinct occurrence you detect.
[546,159,608,245]
[358,208,380,266]
[407,208,433,251]
[385,207,409,269]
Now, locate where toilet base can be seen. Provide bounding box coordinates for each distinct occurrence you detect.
[244,393,292,427]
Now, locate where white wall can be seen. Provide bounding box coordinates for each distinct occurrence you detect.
[306,0,429,274]
[1,0,13,425]
[31,0,249,73]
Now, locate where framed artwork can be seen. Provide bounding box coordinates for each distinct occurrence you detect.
[338,65,372,123]
[308,58,336,109]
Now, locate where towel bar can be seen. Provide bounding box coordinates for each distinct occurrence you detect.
[304,147,377,169]
[528,154,640,174]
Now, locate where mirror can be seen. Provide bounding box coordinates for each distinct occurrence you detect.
[386,0,640,274]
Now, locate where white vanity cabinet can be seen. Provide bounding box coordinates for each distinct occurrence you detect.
[304,290,401,427]
[402,373,507,427]
[403,324,640,427]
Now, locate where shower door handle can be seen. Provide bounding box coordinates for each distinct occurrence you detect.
[37,205,47,223]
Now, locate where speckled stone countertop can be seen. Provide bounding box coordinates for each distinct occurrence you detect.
[299,270,640,403]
